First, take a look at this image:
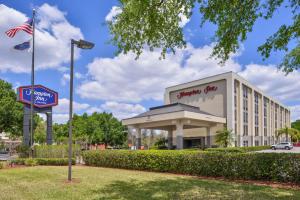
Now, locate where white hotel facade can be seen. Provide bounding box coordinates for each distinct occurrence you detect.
[123,72,291,149]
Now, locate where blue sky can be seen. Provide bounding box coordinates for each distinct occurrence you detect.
[0,1,299,123]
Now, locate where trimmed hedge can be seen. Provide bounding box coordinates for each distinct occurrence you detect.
[205,146,271,153]
[11,158,76,166]
[82,150,300,183]
[34,145,80,158]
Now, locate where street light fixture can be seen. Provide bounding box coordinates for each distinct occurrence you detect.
[68,39,94,182]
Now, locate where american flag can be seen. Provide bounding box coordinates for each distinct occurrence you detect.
[5,18,33,38]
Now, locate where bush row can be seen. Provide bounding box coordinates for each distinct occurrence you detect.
[82,150,300,183]
[0,162,4,169]
[205,146,271,153]
[11,158,76,166]
[34,145,81,158]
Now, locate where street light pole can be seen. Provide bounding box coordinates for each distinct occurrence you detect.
[68,39,75,181]
[68,39,94,182]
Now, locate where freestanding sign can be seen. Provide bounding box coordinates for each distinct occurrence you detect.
[17,85,58,146]
[17,85,58,108]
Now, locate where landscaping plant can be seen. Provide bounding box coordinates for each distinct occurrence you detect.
[83,150,300,183]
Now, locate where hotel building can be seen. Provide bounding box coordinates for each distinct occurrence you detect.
[122,72,291,149]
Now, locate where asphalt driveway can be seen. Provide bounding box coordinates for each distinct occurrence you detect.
[256,146,300,153]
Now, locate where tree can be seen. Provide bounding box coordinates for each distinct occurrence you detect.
[72,112,126,147]
[292,120,300,131]
[0,79,23,137]
[108,0,299,72]
[215,128,234,147]
[53,123,68,144]
[33,115,46,144]
[275,126,300,143]
[154,136,168,149]
[98,112,127,147]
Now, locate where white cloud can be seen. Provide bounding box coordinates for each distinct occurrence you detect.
[61,72,84,85]
[86,106,103,114]
[0,4,83,73]
[51,98,145,123]
[87,101,146,120]
[290,105,300,121]
[76,42,300,121]
[53,114,69,124]
[239,64,300,103]
[61,73,70,86]
[77,44,241,102]
[105,6,122,22]
[237,64,300,121]
[179,13,190,28]
[51,98,90,124]
[75,72,84,79]
[53,98,90,114]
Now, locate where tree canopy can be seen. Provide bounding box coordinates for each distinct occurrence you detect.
[108,0,299,72]
[0,79,23,137]
[292,120,300,131]
[72,112,127,147]
[276,126,300,142]
[215,128,234,147]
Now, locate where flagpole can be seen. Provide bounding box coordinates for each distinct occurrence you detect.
[30,9,35,153]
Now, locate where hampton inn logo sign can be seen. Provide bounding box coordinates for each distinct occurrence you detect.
[177,85,218,99]
[17,85,58,108]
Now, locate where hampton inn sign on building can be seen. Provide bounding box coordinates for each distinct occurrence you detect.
[122,72,291,149]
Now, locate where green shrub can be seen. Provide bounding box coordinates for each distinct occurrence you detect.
[35,158,75,166]
[16,144,30,158]
[34,145,80,158]
[82,150,300,183]
[0,162,4,169]
[205,146,271,153]
[24,158,38,166]
[11,158,26,165]
[11,158,75,166]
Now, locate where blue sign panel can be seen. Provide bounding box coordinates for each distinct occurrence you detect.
[17,85,58,108]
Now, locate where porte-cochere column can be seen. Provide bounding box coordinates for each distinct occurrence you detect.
[136,128,142,149]
[176,121,183,150]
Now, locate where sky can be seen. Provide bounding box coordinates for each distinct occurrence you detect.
[0,0,299,123]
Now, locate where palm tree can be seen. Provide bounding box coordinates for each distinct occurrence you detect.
[215,128,234,147]
[275,127,299,143]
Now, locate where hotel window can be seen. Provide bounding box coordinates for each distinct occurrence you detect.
[275,105,278,129]
[234,81,238,135]
[255,140,259,146]
[264,98,268,136]
[243,86,248,136]
[285,110,289,126]
[280,107,283,128]
[243,140,248,147]
[264,140,268,145]
[254,92,259,136]
[271,102,273,134]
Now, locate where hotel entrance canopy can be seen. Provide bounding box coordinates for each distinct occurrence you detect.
[122,103,226,149]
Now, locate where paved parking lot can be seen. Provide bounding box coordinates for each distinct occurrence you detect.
[256,147,300,153]
[0,153,17,161]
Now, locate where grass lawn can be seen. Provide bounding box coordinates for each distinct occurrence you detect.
[0,166,299,200]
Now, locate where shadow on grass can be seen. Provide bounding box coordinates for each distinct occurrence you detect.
[91,177,299,200]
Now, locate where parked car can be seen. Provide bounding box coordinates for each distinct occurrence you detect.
[0,149,9,154]
[271,142,293,150]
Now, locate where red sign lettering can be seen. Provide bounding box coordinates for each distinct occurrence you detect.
[204,85,218,94]
[176,85,218,99]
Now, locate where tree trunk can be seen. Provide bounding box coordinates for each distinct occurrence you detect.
[150,130,155,147]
